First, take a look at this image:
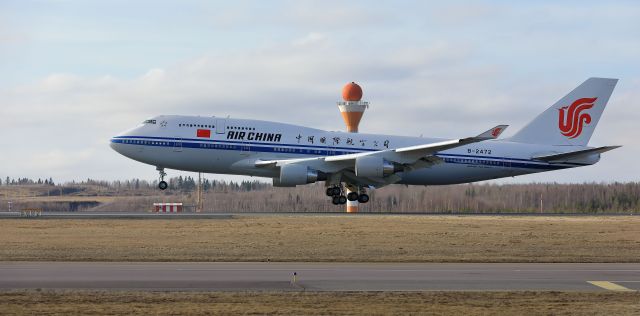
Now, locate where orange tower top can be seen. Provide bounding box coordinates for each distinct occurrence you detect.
[337,81,368,133]
[342,82,363,101]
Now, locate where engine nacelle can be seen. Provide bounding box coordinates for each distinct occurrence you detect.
[355,156,396,178]
[273,164,322,187]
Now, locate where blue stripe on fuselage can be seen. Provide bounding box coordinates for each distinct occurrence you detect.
[112,135,379,153]
[110,136,582,171]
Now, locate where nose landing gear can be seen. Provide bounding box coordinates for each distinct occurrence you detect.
[157,167,168,190]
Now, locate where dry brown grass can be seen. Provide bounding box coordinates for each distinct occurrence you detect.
[5,196,117,203]
[1,216,639,262]
[1,290,639,315]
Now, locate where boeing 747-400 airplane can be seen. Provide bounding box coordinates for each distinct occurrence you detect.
[110,78,620,205]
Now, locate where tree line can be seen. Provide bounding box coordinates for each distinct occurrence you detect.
[0,176,268,193]
[2,177,55,186]
[193,182,640,213]
[1,176,639,213]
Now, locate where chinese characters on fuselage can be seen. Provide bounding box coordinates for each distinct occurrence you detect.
[226,131,390,148]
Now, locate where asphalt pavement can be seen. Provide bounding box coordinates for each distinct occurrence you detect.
[0,262,638,291]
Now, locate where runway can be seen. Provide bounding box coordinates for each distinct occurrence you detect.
[1,262,638,291]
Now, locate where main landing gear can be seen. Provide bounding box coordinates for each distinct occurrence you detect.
[157,167,168,190]
[326,185,369,205]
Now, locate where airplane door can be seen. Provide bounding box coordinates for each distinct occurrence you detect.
[240,136,251,156]
[328,144,336,156]
[215,119,226,134]
[503,160,512,174]
[173,137,182,152]
[240,141,251,156]
[326,133,336,156]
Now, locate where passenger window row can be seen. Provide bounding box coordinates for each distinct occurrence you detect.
[228,126,255,131]
[177,123,256,131]
[199,143,235,149]
[273,147,325,154]
[179,123,215,128]
[446,157,504,166]
[123,140,170,146]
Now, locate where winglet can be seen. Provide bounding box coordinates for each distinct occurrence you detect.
[476,125,508,139]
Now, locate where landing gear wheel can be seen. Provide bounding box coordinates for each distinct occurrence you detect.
[156,167,168,191]
[331,187,341,197]
[326,187,334,197]
[332,196,341,205]
[347,192,359,201]
[338,195,347,204]
[357,193,369,204]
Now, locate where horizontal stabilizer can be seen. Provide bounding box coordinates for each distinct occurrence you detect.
[532,146,620,163]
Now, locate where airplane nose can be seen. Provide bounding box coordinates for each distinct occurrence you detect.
[110,137,123,154]
[110,122,145,155]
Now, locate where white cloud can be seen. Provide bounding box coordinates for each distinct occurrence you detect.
[293,32,329,47]
[27,149,94,171]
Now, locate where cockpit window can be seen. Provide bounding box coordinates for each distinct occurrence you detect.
[143,119,157,124]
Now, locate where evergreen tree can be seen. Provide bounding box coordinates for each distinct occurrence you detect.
[184,176,196,191]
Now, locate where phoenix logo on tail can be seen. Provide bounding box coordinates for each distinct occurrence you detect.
[491,126,503,137]
[558,97,597,139]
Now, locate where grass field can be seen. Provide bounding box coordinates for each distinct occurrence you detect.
[1,290,638,315]
[1,215,639,262]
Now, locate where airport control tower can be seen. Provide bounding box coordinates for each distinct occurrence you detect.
[338,82,368,213]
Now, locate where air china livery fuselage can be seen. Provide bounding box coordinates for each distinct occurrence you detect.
[110,78,620,205]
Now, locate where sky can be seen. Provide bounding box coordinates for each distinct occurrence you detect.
[1,0,639,184]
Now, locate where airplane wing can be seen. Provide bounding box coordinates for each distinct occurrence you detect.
[324,124,508,164]
[256,125,508,187]
[532,145,620,163]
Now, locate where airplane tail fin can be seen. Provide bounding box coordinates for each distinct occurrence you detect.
[508,77,618,146]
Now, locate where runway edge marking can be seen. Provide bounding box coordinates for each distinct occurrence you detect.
[587,281,635,292]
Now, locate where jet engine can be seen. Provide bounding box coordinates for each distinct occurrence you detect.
[355,156,399,178]
[273,164,325,187]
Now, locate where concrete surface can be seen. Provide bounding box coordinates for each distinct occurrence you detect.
[0,262,638,291]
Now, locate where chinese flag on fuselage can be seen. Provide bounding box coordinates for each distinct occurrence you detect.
[196,129,211,138]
